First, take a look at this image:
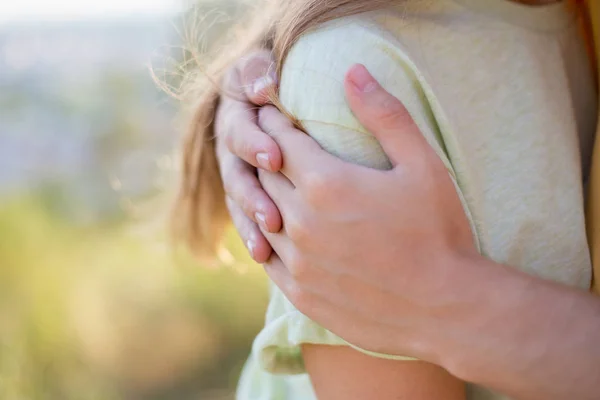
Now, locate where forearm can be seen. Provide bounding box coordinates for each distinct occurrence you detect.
[429,255,600,400]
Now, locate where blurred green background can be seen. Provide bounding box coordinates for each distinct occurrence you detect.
[0,1,268,399]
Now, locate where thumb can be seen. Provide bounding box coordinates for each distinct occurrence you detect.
[344,64,425,167]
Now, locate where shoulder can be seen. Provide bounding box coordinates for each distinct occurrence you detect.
[279,12,442,154]
[279,12,420,122]
[281,12,408,85]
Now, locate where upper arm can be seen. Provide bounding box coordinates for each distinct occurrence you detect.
[279,17,451,172]
[303,345,465,400]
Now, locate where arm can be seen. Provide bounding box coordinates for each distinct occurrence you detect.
[267,20,465,400]
[210,49,463,400]
[303,345,464,400]
[211,16,600,400]
[434,256,600,400]
[255,65,600,400]
[340,67,600,400]
[204,45,466,399]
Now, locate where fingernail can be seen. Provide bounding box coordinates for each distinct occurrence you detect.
[255,212,267,231]
[256,153,271,170]
[253,75,275,95]
[348,64,378,93]
[246,239,256,259]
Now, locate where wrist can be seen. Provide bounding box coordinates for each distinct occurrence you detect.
[437,255,532,380]
[421,253,600,400]
[412,251,534,380]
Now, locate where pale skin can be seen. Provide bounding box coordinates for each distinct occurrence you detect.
[214,3,600,399]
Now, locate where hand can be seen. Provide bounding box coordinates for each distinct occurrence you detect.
[258,64,481,360]
[255,64,600,400]
[215,50,285,262]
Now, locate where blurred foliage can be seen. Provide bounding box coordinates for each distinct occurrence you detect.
[0,194,268,400]
[0,1,272,399]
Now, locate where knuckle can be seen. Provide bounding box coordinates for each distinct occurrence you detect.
[285,213,310,244]
[303,170,336,206]
[237,135,255,161]
[223,127,255,163]
[303,172,326,199]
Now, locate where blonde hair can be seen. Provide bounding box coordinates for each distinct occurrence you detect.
[173,0,391,257]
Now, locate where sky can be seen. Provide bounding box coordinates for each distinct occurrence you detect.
[0,0,182,24]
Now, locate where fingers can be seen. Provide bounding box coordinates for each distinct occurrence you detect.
[263,256,404,355]
[237,50,278,105]
[219,150,282,233]
[258,105,342,186]
[263,253,333,306]
[226,196,272,263]
[221,49,276,105]
[344,64,426,167]
[216,98,283,172]
[258,169,294,215]
[261,236,349,308]
[217,50,282,172]
[214,50,286,260]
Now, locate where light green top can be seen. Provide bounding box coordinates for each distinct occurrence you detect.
[237,1,597,399]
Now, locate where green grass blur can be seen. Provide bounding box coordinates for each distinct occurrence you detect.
[0,193,268,400]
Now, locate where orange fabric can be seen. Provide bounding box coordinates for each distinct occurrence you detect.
[584,0,600,293]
